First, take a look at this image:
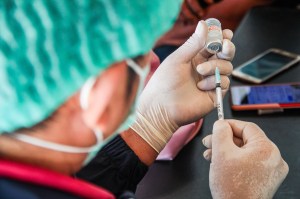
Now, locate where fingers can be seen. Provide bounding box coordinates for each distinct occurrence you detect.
[203,149,212,161]
[202,134,243,162]
[195,31,235,61]
[202,134,212,148]
[170,20,208,63]
[223,29,233,41]
[226,119,267,144]
[196,59,233,76]
[217,39,236,61]
[202,133,244,150]
[202,120,237,161]
[212,120,236,152]
[233,136,244,147]
[168,20,235,67]
[202,120,269,161]
[197,74,230,90]
[196,58,232,91]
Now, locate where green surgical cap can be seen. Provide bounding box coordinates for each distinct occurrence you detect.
[0,0,182,133]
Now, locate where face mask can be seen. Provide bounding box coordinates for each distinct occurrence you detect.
[10,59,150,166]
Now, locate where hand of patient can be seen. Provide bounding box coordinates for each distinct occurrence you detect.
[202,120,289,199]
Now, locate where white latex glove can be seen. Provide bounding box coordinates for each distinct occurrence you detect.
[131,20,235,153]
[202,120,289,199]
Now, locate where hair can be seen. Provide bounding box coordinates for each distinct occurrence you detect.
[14,108,59,134]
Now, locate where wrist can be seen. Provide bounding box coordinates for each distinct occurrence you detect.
[121,128,158,166]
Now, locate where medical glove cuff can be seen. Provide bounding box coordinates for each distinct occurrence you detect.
[130,105,178,153]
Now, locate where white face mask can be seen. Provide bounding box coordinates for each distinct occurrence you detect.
[10,59,150,166]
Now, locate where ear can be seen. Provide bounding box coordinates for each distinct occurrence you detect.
[81,62,127,133]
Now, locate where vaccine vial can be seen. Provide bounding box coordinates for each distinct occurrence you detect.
[205,18,223,54]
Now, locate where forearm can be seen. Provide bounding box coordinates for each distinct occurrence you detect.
[120,128,158,166]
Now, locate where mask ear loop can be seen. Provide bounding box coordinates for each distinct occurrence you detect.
[79,77,96,110]
[10,77,104,154]
[114,59,150,134]
[9,133,102,153]
[79,77,104,143]
[126,59,150,80]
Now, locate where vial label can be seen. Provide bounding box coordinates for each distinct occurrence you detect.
[205,18,223,54]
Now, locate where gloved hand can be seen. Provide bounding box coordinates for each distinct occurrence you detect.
[202,120,289,199]
[130,20,235,153]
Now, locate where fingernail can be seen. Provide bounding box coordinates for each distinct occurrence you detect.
[202,138,206,146]
[203,150,209,159]
[196,64,206,75]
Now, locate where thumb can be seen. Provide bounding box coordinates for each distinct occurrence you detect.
[212,120,237,155]
[170,20,207,63]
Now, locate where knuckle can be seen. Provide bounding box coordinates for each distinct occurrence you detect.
[246,122,262,131]
[247,122,259,129]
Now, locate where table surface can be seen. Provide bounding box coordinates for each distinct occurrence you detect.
[136,7,300,199]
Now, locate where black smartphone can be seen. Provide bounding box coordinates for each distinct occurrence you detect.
[230,82,300,111]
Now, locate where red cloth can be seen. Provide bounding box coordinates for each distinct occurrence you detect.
[0,159,115,199]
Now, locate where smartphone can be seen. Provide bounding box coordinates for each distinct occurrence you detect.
[232,48,300,84]
[230,82,300,111]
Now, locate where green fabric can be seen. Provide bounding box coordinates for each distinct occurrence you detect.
[0,0,182,133]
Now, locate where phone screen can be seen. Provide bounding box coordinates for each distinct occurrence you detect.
[240,51,295,79]
[231,83,300,105]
